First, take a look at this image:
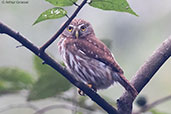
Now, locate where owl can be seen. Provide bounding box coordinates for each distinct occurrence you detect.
[58,19,137,97]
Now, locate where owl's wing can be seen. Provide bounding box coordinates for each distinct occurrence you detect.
[74,37,124,74]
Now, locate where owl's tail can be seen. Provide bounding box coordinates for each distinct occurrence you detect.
[115,73,138,98]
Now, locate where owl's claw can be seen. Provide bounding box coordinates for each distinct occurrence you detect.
[88,84,97,92]
[87,83,92,88]
[77,84,97,96]
[78,89,85,96]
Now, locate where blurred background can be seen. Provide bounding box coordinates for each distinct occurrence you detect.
[0,0,171,114]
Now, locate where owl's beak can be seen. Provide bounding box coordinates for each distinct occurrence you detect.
[75,30,79,39]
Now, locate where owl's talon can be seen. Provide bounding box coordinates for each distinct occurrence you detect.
[77,84,97,96]
[78,89,85,96]
[87,83,97,92]
[87,84,92,88]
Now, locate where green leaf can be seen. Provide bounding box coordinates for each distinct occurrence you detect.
[0,68,34,94]
[28,56,72,101]
[89,0,138,16]
[46,0,78,6]
[33,55,48,76]
[28,74,72,100]
[33,7,67,25]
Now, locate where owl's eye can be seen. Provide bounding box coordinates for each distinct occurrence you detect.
[80,25,86,31]
[67,26,73,32]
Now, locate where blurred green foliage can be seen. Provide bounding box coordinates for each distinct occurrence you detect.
[0,68,33,94]
[27,56,72,101]
[76,112,83,114]
[150,109,170,114]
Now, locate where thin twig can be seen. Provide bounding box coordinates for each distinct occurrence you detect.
[133,95,171,114]
[73,2,79,7]
[65,14,70,19]
[39,0,88,52]
[16,44,23,48]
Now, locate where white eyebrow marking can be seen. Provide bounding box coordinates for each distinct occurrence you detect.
[68,25,75,29]
[78,23,85,29]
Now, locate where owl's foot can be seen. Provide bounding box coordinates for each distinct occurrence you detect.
[77,84,97,96]
[78,89,85,96]
[87,83,93,88]
[87,84,97,92]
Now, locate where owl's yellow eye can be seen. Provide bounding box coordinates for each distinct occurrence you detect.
[67,26,73,32]
[80,26,86,31]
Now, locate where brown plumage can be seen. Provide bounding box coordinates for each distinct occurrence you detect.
[58,19,137,97]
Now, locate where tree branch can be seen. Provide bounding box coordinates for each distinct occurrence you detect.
[117,37,171,114]
[39,0,88,52]
[0,22,118,114]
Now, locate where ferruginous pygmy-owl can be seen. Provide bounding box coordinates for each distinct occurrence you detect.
[58,19,137,97]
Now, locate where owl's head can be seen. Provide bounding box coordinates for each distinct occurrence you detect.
[62,19,95,39]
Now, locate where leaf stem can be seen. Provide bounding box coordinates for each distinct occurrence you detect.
[73,2,79,7]
[65,14,69,19]
[16,45,23,48]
